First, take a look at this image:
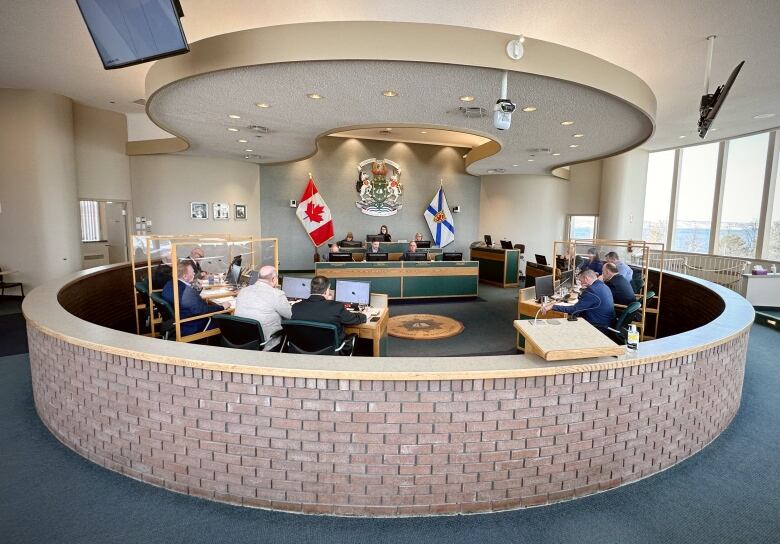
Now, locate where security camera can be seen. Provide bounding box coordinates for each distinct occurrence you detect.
[494,99,516,130]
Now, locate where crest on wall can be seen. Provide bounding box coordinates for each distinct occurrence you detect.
[355,158,403,216]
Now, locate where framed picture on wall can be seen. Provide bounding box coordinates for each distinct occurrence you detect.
[190,202,208,219]
[235,204,247,220]
[213,203,230,220]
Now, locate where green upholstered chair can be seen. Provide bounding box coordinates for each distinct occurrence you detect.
[281,319,357,356]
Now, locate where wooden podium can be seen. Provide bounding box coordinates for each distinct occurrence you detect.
[514,318,625,361]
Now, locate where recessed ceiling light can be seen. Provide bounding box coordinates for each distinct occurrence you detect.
[255,103,271,108]
[512,164,519,167]
[522,106,537,112]
[227,128,239,132]
[573,133,584,138]
[237,139,248,143]
[382,90,398,97]
[244,155,251,159]
[460,95,475,102]
[561,121,574,126]
[245,149,253,152]
[306,93,324,99]
[228,114,241,119]
[754,113,776,119]
[527,159,535,162]
[552,153,561,156]
[420,131,427,134]
[569,144,579,148]
[679,135,687,139]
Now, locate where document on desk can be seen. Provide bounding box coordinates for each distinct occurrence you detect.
[211,296,235,308]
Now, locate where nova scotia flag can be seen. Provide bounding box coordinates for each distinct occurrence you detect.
[424,185,455,248]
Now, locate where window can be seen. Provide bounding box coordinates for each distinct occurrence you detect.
[673,142,719,253]
[80,200,101,242]
[568,215,598,240]
[642,150,675,244]
[716,133,769,258]
[767,160,780,261]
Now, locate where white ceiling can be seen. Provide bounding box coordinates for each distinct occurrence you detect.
[1,0,778,152]
[330,128,491,149]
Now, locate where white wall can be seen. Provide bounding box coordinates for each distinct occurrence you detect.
[0,89,81,288]
[130,154,261,236]
[74,103,132,201]
[568,160,602,215]
[599,149,649,240]
[479,174,569,270]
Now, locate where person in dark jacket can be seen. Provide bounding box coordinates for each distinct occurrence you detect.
[542,269,615,333]
[580,247,603,275]
[602,262,636,305]
[291,275,369,342]
[376,225,392,242]
[162,262,229,336]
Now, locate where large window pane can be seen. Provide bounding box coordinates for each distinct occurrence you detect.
[768,153,780,261]
[673,143,719,253]
[642,150,675,244]
[569,215,597,240]
[716,133,769,258]
[80,200,101,242]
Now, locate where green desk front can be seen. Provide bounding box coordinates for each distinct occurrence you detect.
[315,261,478,299]
[469,248,520,287]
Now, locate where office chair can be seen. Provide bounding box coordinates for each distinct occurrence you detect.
[149,292,176,340]
[211,314,283,351]
[513,244,525,253]
[607,301,642,344]
[281,320,357,356]
[644,290,655,302]
[0,267,24,298]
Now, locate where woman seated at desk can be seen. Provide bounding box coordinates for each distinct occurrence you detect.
[376,225,392,242]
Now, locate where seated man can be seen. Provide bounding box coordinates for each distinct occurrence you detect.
[291,275,369,344]
[542,269,615,334]
[162,262,229,336]
[602,262,636,306]
[324,243,340,261]
[185,247,208,279]
[402,241,419,260]
[366,240,382,254]
[234,265,291,351]
[605,251,633,282]
[580,247,603,275]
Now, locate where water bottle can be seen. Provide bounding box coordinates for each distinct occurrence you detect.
[627,324,639,351]
[771,264,777,274]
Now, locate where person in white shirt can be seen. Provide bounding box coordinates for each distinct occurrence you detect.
[234,265,291,351]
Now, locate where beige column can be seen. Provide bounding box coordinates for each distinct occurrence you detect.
[598,149,649,240]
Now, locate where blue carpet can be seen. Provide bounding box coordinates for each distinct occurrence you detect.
[1,323,779,543]
[0,313,28,356]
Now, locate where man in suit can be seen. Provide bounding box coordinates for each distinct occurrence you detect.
[291,275,369,343]
[184,247,207,279]
[542,269,615,334]
[605,251,634,282]
[602,262,636,305]
[366,240,382,254]
[402,241,419,260]
[162,262,229,336]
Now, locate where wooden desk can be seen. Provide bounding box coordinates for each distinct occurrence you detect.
[516,286,578,351]
[469,247,520,287]
[514,318,625,361]
[345,307,389,357]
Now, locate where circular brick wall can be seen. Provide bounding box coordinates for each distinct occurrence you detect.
[28,323,748,515]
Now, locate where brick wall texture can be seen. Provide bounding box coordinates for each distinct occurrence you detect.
[28,324,748,516]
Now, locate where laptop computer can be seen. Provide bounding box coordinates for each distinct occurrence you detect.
[500,240,513,250]
[247,270,259,285]
[535,254,548,266]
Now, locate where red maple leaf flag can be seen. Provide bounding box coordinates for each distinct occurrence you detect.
[295,175,334,247]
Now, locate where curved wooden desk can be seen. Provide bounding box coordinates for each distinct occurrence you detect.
[24,264,753,516]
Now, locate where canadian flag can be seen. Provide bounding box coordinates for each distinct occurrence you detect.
[296,175,334,247]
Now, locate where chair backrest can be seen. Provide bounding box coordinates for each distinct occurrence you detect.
[149,292,175,338]
[615,301,642,332]
[212,314,265,350]
[281,320,341,355]
[135,280,149,296]
[645,290,655,301]
[630,275,644,294]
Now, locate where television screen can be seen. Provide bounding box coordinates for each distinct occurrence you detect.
[76,0,189,70]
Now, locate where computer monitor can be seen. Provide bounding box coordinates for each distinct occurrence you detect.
[281,276,311,300]
[226,263,241,286]
[535,254,548,266]
[443,252,463,261]
[403,252,427,261]
[366,235,385,243]
[415,240,431,249]
[484,234,493,246]
[365,252,388,262]
[335,280,370,306]
[535,274,554,302]
[558,269,574,291]
[340,241,363,248]
[328,253,352,262]
[500,240,513,250]
[247,270,259,285]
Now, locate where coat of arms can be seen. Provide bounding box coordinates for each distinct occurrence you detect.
[355,158,403,216]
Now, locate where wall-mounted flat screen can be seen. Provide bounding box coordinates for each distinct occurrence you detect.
[76,0,189,70]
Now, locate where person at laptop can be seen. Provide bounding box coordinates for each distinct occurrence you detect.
[402,241,420,260]
[604,251,633,282]
[234,265,291,351]
[291,276,368,343]
[541,269,615,334]
[376,225,392,242]
[162,262,229,337]
[579,247,604,275]
[602,262,636,306]
[366,240,382,254]
[338,232,355,245]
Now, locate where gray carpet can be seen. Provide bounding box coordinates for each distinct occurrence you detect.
[2,293,779,543]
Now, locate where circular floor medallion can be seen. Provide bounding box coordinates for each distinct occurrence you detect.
[388,314,464,340]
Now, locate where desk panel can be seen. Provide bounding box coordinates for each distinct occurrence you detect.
[470,248,520,287]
